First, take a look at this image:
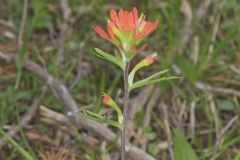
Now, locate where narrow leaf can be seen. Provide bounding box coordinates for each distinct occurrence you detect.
[0,128,34,160]
[104,96,123,124]
[94,48,124,69]
[132,76,178,89]
[82,110,121,129]
[130,69,169,89]
[173,129,198,160]
[128,52,158,86]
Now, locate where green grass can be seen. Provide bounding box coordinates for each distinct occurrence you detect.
[0,0,239,159]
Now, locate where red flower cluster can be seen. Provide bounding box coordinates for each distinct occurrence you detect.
[94,7,158,52]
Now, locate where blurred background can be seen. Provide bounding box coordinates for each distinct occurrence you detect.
[0,0,240,160]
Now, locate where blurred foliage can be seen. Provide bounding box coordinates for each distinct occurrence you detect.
[0,86,31,126]
[0,0,240,159]
[173,129,198,160]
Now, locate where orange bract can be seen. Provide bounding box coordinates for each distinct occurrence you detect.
[140,43,148,51]
[102,95,111,104]
[145,55,154,65]
[94,7,159,41]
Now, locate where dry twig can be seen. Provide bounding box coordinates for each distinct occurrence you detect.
[196,81,240,97]
[142,88,160,149]
[126,85,154,140]
[161,102,175,160]
[179,0,193,52]
[0,51,156,160]
[210,115,239,160]
[0,85,47,148]
[60,0,71,21]
[18,0,28,47]
[189,100,196,140]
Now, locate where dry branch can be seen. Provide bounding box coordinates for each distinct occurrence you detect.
[0,51,156,160]
[18,0,28,47]
[161,102,174,160]
[210,115,239,160]
[196,81,240,97]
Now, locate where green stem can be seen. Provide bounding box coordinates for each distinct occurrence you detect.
[121,61,130,160]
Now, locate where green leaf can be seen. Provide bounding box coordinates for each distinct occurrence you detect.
[143,126,156,140]
[15,21,34,89]
[131,76,178,89]
[128,59,149,86]
[147,132,157,140]
[134,109,145,128]
[31,0,52,28]
[128,52,157,86]
[94,48,124,69]
[104,95,123,124]
[0,128,34,160]
[173,129,198,160]
[148,143,158,155]
[176,56,199,84]
[130,69,170,89]
[82,110,121,129]
[218,100,235,111]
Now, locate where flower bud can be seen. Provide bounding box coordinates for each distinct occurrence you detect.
[102,95,111,104]
[144,55,154,65]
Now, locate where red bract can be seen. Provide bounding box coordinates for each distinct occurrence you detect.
[94,7,158,42]
[145,55,154,65]
[102,95,111,104]
[140,43,148,51]
[94,25,111,41]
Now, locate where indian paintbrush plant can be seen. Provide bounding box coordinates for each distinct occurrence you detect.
[83,7,177,160]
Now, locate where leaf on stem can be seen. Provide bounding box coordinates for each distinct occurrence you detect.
[94,48,124,69]
[82,110,121,129]
[128,52,158,86]
[0,128,35,160]
[173,129,198,160]
[132,76,178,89]
[102,93,123,124]
[130,69,178,89]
